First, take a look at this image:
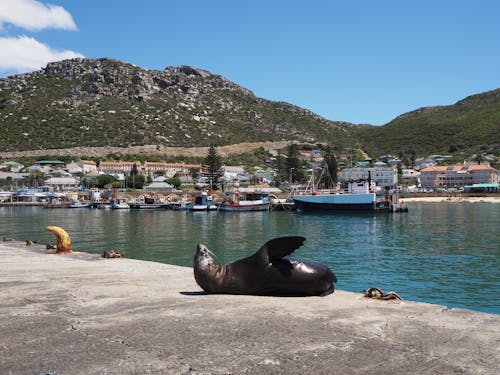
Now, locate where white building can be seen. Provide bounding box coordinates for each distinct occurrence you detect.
[220,165,246,182]
[0,161,24,172]
[143,181,174,193]
[44,177,81,191]
[340,167,397,187]
[401,169,420,185]
[143,162,200,178]
[0,172,27,182]
[78,160,98,173]
[65,162,83,174]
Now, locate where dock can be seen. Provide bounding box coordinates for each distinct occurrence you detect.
[0,241,498,374]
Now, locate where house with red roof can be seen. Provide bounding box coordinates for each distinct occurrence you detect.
[420,164,499,187]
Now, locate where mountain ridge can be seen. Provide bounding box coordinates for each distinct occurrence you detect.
[1,58,499,161]
[0,58,354,153]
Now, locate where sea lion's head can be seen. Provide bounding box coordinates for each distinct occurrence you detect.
[194,244,216,271]
[194,244,222,293]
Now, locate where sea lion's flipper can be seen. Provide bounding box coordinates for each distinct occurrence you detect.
[257,236,306,262]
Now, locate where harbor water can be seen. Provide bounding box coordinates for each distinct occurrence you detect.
[1,202,498,314]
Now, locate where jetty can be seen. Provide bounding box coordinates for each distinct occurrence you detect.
[0,241,498,374]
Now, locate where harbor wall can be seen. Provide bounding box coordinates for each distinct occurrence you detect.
[0,241,498,374]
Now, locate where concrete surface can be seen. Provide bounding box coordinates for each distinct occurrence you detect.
[0,241,499,375]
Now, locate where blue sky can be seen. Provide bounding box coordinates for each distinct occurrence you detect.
[1,1,499,125]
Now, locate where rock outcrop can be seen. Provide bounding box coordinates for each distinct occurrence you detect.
[0,58,353,152]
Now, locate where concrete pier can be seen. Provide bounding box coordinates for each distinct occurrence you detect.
[0,241,499,374]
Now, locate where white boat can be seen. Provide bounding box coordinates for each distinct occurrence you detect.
[219,188,269,212]
[68,200,92,208]
[129,194,169,210]
[110,199,130,209]
[292,165,391,213]
[169,199,191,211]
[189,191,218,211]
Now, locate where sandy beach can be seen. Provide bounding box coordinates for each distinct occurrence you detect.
[402,196,500,203]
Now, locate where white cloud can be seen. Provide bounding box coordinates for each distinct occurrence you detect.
[0,0,77,31]
[0,35,84,74]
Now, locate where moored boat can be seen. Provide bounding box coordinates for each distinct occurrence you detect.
[219,188,270,212]
[110,198,130,209]
[189,191,218,211]
[293,179,406,213]
[169,197,191,211]
[129,194,169,210]
[68,200,92,208]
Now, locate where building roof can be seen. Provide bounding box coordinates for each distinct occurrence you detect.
[45,177,80,184]
[0,172,28,180]
[144,162,200,168]
[465,183,500,188]
[143,181,174,189]
[80,160,97,165]
[35,160,65,165]
[100,161,140,166]
[420,164,498,173]
[222,165,245,172]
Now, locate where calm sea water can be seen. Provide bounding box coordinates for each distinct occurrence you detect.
[1,203,498,314]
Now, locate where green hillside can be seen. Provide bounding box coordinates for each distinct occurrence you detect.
[1,58,499,164]
[353,89,500,158]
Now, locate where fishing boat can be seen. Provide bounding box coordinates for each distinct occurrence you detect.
[68,200,92,208]
[169,196,192,211]
[129,194,169,210]
[219,188,270,212]
[293,181,384,212]
[293,166,406,213]
[189,191,218,211]
[110,198,130,209]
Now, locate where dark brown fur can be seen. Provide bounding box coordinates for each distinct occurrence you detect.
[194,237,336,297]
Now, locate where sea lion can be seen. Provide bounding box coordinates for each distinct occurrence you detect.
[193,236,336,297]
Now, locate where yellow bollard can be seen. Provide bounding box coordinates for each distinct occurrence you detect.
[45,226,72,254]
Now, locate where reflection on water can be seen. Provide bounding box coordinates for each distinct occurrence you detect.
[0,202,498,314]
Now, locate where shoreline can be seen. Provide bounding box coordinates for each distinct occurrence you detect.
[402,196,500,203]
[1,241,499,374]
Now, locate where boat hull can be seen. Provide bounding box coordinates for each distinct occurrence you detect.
[293,193,387,212]
[68,203,92,208]
[129,203,169,210]
[189,204,218,211]
[219,203,269,212]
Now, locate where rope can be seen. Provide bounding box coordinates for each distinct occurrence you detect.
[363,287,402,301]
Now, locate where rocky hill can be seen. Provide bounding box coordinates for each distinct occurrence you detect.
[1,58,498,162]
[0,58,354,152]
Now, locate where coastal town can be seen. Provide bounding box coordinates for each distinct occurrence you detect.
[1,148,498,210]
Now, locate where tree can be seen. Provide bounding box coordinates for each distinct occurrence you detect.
[323,145,338,184]
[189,167,200,180]
[26,171,45,188]
[96,174,117,188]
[167,176,181,189]
[204,145,222,187]
[286,144,305,183]
[130,163,138,176]
[126,174,145,189]
[397,163,403,185]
